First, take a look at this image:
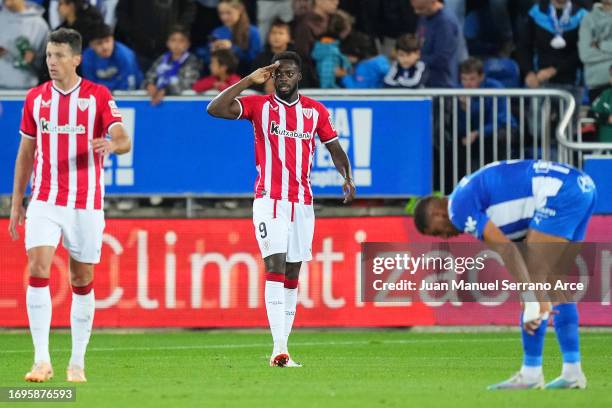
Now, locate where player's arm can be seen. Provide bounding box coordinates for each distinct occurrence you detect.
[8,137,36,240]
[206,62,279,119]
[325,140,356,203]
[90,124,131,155]
[483,220,547,332]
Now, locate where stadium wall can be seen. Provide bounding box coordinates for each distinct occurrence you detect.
[0,216,610,328]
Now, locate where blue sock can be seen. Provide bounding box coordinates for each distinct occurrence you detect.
[521,312,548,368]
[553,303,581,364]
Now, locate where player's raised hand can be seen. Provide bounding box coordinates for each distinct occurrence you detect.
[248,62,279,84]
[90,138,115,155]
[8,204,25,241]
[343,178,356,204]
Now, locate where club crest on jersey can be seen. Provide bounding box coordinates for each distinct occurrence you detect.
[39,118,86,134]
[269,121,311,140]
[78,98,90,111]
[302,108,313,119]
[108,100,122,118]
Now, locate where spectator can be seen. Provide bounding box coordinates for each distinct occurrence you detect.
[81,23,143,91]
[311,10,351,88]
[293,0,339,59]
[446,0,510,57]
[339,31,389,88]
[115,0,196,72]
[48,0,118,29]
[591,64,612,142]
[517,0,587,92]
[0,0,49,89]
[251,18,318,92]
[579,0,612,102]
[383,33,428,89]
[458,57,516,147]
[257,0,293,46]
[292,0,312,17]
[56,0,104,46]
[191,0,221,51]
[143,25,201,105]
[412,0,462,88]
[203,0,261,76]
[192,48,240,92]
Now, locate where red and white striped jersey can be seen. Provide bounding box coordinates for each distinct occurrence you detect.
[19,78,122,210]
[236,94,338,205]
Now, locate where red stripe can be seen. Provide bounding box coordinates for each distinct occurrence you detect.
[75,100,89,209]
[93,148,102,209]
[55,94,70,206]
[38,109,51,201]
[72,281,93,295]
[265,272,285,283]
[273,199,277,219]
[268,107,282,199]
[254,132,266,197]
[284,278,299,289]
[29,277,50,287]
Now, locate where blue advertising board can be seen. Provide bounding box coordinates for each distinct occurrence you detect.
[0,96,432,197]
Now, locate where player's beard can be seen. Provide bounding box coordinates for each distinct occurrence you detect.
[276,83,298,100]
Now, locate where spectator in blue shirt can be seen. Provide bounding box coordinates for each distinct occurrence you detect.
[311,10,351,89]
[82,23,142,91]
[199,0,261,76]
[412,0,463,88]
[338,32,389,89]
[384,34,428,89]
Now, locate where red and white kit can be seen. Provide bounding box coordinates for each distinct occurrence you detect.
[236,94,337,261]
[19,78,122,263]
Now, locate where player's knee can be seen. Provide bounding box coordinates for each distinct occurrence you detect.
[264,254,287,274]
[285,262,301,280]
[28,259,51,278]
[70,263,94,287]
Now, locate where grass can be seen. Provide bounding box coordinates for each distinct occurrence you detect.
[0,330,611,408]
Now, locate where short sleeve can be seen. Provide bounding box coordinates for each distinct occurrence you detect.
[448,178,489,240]
[236,95,263,121]
[315,104,338,144]
[97,85,123,133]
[19,94,37,140]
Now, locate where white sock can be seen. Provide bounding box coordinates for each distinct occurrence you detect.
[562,362,583,380]
[520,365,543,382]
[26,286,52,364]
[69,290,95,369]
[283,287,298,354]
[265,280,285,355]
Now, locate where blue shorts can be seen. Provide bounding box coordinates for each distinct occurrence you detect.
[529,169,597,241]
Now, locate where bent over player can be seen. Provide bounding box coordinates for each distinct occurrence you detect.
[207,51,356,367]
[8,28,131,382]
[414,160,596,389]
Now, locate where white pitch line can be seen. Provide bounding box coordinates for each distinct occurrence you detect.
[0,337,526,354]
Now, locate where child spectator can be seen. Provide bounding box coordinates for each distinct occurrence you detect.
[384,33,428,89]
[192,49,240,92]
[251,18,318,92]
[82,23,143,91]
[591,65,612,143]
[203,0,261,76]
[143,25,201,105]
[338,31,389,89]
[311,10,351,89]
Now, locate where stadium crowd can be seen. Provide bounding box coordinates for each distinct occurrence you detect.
[0,0,611,144]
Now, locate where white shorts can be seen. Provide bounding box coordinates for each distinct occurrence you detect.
[252,197,315,263]
[25,200,105,264]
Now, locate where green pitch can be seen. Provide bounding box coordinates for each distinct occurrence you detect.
[1,330,611,408]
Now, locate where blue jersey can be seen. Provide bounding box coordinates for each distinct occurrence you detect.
[81,41,143,91]
[449,160,597,242]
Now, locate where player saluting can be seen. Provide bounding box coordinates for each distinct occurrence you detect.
[207,51,356,367]
[414,160,597,389]
[8,28,131,382]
